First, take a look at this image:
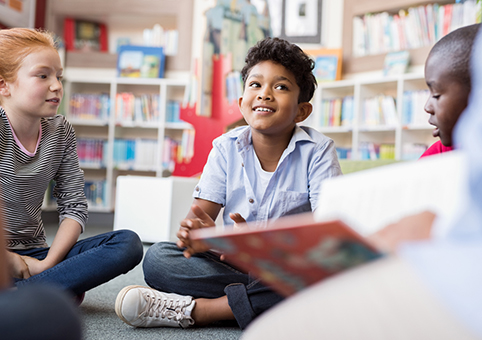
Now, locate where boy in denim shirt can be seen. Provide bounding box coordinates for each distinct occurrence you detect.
[116,37,342,330]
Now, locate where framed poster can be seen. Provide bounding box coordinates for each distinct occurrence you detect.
[279,0,322,43]
[0,0,36,28]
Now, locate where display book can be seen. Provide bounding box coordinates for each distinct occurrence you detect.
[191,151,467,297]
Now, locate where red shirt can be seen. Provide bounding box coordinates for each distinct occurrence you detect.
[419,140,454,159]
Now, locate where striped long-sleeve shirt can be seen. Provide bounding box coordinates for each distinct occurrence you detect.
[0,108,88,250]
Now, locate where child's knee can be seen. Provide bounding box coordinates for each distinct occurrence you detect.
[143,242,182,280]
[115,229,143,266]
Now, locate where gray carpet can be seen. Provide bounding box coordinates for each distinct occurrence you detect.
[46,224,243,340]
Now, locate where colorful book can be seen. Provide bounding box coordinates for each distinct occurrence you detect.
[191,213,382,297]
[64,18,108,52]
[117,45,165,78]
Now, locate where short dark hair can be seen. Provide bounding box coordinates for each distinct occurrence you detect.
[241,37,317,103]
[429,23,480,90]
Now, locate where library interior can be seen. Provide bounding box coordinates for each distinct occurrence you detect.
[1,0,482,340]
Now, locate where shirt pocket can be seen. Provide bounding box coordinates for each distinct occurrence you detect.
[276,190,311,217]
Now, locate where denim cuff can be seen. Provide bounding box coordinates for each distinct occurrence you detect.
[225,283,256,329]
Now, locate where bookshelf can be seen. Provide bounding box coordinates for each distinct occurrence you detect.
[53,76,192,212]
[342,0,457,74]
[310,72,435,161]
[45,0,193,72]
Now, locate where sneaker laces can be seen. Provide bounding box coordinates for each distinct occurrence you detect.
[143,291,194,326]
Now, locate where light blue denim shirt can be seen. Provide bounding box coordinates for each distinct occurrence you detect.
[193,125,342,228]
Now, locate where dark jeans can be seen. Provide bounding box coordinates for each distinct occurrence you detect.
[143,242,284,329]
[0,285,82,340]
[13,230,143,295]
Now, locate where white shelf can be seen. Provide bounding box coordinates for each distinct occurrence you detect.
[312,72,436,160]
[165,122,193,130]
[115,121,160,129]
[69,118,109,126]
[60,74,190,211]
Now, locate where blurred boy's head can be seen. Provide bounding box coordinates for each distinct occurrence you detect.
[241,37,317,104]
[424,24,480,146]
[238,37,315,136]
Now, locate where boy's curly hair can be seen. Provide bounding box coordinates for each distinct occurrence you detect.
[241,37,317,103]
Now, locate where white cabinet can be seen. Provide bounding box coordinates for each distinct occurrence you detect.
[61,76,192,212]
[113,175,199,243]
[309,73,435,161]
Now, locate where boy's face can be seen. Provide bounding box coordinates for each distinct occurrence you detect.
[238,60,311,137]
[0,47,63,121]
[424,54,469,147]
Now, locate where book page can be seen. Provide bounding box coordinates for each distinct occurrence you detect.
[315,151,467,236]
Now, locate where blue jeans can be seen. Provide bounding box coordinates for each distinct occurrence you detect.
[13,230,143,295]
[143,242,284,329]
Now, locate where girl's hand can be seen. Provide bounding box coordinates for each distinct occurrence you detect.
[7,251,31,279]
[21,256,51,276]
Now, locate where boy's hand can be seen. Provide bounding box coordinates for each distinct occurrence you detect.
[177,204,216,258]
[229,213,246,231]
[6,251,31,279]
[368,210,436,253]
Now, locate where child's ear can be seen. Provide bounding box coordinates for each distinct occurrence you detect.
[0,78,10,97]
[294,102,313,123]
[238,96,244,109]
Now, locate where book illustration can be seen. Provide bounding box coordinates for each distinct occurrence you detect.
[117,45,165,78]
[304,49,342,82]
[193,215,382,297]
[118,50,143,77]
[140,55,160,78]
[313,55,339,82]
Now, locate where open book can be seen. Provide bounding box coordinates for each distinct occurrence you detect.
[191,151,467,296]
[191,213,382,297]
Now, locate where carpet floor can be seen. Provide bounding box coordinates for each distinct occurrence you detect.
[46,224,243,340]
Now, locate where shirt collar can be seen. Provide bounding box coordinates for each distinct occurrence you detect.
[232,124,315,152]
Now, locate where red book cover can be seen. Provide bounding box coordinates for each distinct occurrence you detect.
[192,213,383,297]
[64,18,108,52]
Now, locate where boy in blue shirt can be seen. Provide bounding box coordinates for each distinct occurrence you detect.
[115,37,342,330]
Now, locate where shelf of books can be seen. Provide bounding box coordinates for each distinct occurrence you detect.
[343,0,480,74]
[311,72,435,161]
[51,76,192,211]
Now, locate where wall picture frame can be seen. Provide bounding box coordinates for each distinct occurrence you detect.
[117,45,165,78]
[279,0,322,44]
[0,0,36,28]
[304,48,343,82]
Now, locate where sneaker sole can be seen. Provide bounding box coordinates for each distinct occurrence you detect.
[115,285,149,327]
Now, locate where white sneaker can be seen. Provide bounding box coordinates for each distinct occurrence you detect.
[115,285,196,328]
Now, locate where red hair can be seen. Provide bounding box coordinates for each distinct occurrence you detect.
[0,28,57,84]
